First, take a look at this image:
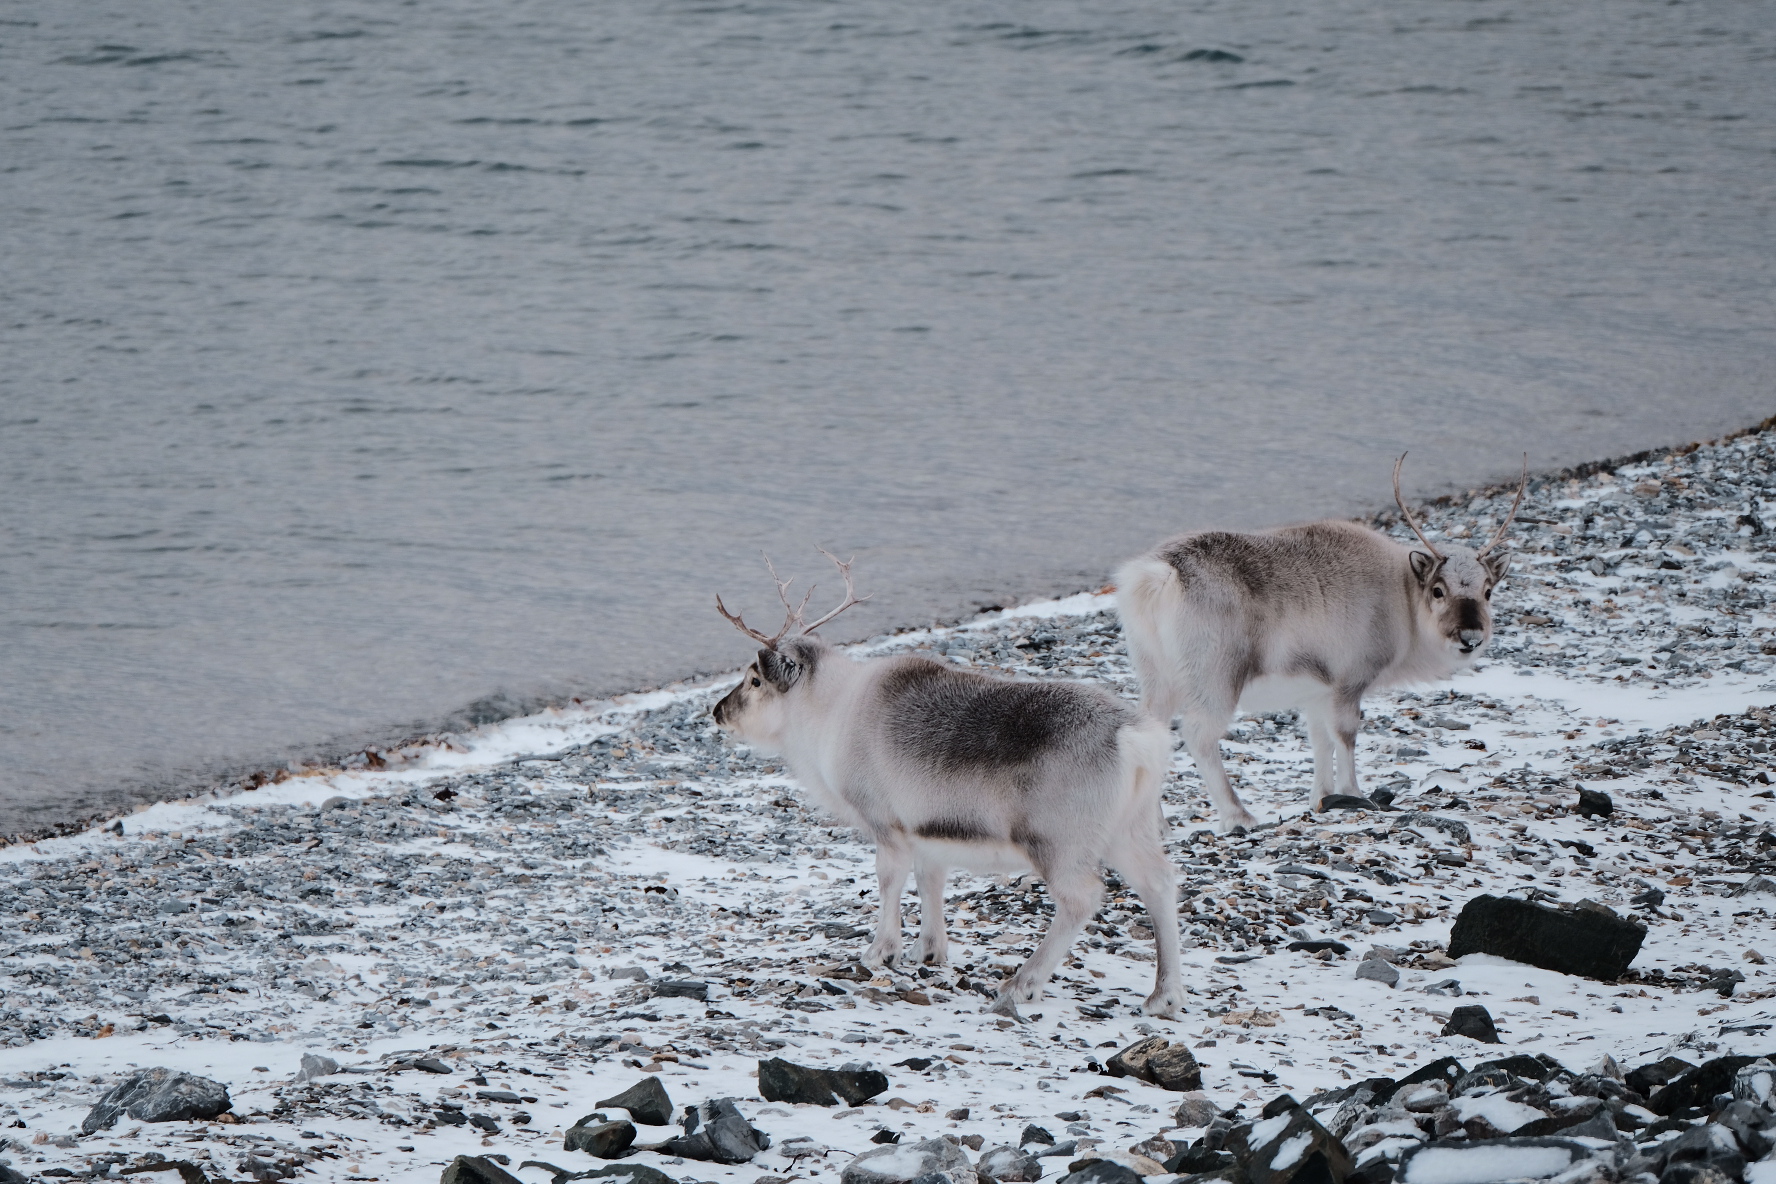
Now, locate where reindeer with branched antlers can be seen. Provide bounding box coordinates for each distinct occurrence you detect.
[1117,455,1527,831]
[710,549,1184,1018]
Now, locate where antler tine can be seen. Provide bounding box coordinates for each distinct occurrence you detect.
[1392,452,1443,558]
[715,592,780,648]
[714,553,806,649]
[1477,453,1530,558]
[800,547,872,635]
[763,554,815,634]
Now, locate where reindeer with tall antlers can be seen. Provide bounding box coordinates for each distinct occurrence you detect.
[1116,455,1527,831]
[711,550,1184,1018]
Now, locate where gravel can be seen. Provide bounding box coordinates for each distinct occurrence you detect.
[3,424,1776,1183]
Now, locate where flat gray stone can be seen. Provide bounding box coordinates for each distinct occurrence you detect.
[843,1137,977,1184]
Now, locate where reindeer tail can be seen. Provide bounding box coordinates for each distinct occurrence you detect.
[1115,554,1187,713]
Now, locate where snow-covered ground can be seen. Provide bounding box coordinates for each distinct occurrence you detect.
[3,429,1775,1184]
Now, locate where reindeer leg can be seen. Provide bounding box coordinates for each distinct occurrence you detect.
[1110,835,1184,1018]
[996,863,1101,1007]
[1332,692,1364,799]
[911,859,950,965]
[1303,705,1336,812]
[1178,711,1258,833]
[863,841,912,967]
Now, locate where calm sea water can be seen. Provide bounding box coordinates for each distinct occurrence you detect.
[3,0,1772,834]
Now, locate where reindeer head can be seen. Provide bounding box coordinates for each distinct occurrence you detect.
[711,550,869,744]
[1394,454,1525,659]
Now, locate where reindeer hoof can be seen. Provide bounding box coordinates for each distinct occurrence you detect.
[912,939,948,966]
[1218,811,1261,835]
[861,940,900,968]
[984,994,1026,1022]
[1140,987,1186,1019]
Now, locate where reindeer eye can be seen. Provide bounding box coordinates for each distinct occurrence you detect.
[1484,588,1492,599]
[1432,586,1445,599]
[750,677,761,688]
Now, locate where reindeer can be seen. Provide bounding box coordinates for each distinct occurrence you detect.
[710,551,1183,1017]
[1116,455,1526,832]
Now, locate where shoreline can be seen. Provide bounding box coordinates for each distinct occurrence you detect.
[11,415,1776,851]
[2,427,1775,1184]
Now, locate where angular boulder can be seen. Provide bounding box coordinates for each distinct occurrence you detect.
[1470,1054,1563,1083]
[977,1145,1044,1182]
[295,1053,339,1083]
[1651,1123,1744,1182]
[758,1057,888,1107]
[1244,1107,1351,1184]
[1447,895,1644,980]
[597,1077,674,1126]
[651,980,709,1001]
[843,1136,978,1184]
[1104,1037,1202,1092]
[1174,1094,1222,1128]
[656,1098,769,1164]
[441,1157,524,1184]
[1441,1005,1500,1044]
[1733,1058,1774,1106]
[564,1119,638,1158]
[1393,1058,1467,1097]
[1575,789,1613,818]
[82,1067,232,1133]
[1056,1164,1140,1184]
[1626,1057,1696,1099]
[1355,960,1399,988]
[1648,1057,1759,1116]
[571,1166,678,1184]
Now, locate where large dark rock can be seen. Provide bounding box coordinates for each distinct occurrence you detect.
[1391,1059,1466,1100]
[82,1067,233,1133]
[842,1136,977,1184]
[1652,1123,1745,1181]
[1470,1055,1564,1084]
[564,1119,637,1158]
[1244,1107,1351,1184]
[1104,1036,1203,1092]
[651,980,708,1001]
[1627,1057,1697,1099]
[568,1166,678,1184]
[1648,1057,1759,1116]
[597,1077,673,1126]
[1576,789,1614,818]
[1440,1006,1500,1044]
[440,1156,524,1184]
[656,1098,768,1164]
[1164,1145,1236,1176]
[1056,1164,1140,1184]
[758,1057,887,1107]
[1447,895,1644,980]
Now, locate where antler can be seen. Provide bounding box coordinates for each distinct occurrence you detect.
[799,547,871,635]
[714,553,811,649]
[1476,454,1529,558]
[1392,452,1443,558]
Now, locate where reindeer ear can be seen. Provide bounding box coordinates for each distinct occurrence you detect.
[1408,550,1442,585]
[757,648,802,693]
[1480,548,1511,586]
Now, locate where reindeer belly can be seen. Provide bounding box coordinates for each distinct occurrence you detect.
[908,835,1034,874]
[1237,673,1334,714]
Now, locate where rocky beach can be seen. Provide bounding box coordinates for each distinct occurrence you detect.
[4,425,1776,1184]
